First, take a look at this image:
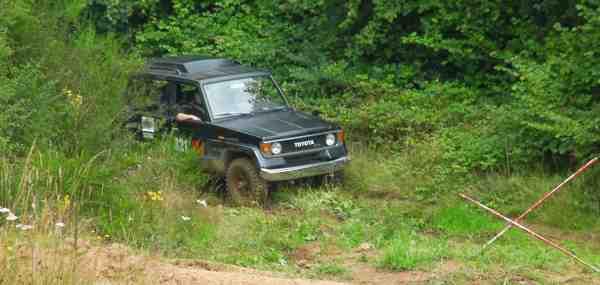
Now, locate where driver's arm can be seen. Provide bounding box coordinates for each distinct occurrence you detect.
[176,113,201,122]
[174,103,202,122]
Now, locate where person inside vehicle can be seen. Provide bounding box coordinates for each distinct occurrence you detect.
[158,82,205,123]
[174,83,203,123]
[175,112,201,122]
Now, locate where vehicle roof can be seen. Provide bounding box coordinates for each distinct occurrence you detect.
[140,55,270,82]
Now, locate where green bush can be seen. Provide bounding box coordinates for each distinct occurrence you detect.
[0,65,72,154]
[0,1,140,155]
[79,0,600,172]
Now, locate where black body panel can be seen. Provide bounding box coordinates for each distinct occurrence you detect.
[211,110,337,141]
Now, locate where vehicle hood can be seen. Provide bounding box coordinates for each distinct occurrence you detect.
[212,110,337,140]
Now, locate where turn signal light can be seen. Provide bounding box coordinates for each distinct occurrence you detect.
[260,143,272,155]
[337,130,345,144]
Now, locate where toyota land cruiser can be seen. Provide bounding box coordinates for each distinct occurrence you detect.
[125,56,349,206]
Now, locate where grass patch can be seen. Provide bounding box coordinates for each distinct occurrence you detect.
[0,231,85,285]
[314,262,349,277]
[431,204,502,237]
[472,231,566,271]
[379,230,448,271]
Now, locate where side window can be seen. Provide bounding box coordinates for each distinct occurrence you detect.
[175,83,209,121]
[126,76,169,112]
[176,83,197,104]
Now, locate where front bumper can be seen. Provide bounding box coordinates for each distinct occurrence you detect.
[260,157,349,182]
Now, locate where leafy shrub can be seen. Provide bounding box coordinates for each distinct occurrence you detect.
[497,4,600,163]
[82,0,600,173]
[0,1,140,155]
[0,65,72,154]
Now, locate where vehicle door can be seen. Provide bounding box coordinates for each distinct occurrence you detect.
[125,75,173,140]
[172,81,210,155]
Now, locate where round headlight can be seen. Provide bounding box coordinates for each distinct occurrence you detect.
[271,142,282,155]
[325,133,336,146]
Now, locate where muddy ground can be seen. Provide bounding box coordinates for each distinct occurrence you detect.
[8,237,599,285]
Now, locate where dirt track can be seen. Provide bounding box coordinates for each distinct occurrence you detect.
[74,239,453,285]
[76,241,461,285]
[8,237,451,284]
[76,242,346,285]
[9,238,599,284]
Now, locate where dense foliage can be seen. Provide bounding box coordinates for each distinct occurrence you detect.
[1,0,599,170]
[83,0,600,171]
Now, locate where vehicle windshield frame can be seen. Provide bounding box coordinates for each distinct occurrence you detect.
[201,75,289,120]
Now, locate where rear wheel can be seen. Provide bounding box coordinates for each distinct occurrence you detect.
[226,158,269,207]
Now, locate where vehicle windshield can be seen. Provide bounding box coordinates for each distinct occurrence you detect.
[204,76,287,118]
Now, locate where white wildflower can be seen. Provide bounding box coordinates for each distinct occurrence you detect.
[6,213,17,221]
[181,216,191,221]
[16,224,33,231]
[0,207,10,214]
[279,258,288,266]
[55,222,65,228]
[196,199,208,208]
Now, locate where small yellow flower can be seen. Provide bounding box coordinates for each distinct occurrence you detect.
[62,88,82,109]
[62,88,73,97]
[146,191,163,201]
[73,95,82,108]
[63,195,71,210]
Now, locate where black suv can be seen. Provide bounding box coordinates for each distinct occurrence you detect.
[125,56,349,205]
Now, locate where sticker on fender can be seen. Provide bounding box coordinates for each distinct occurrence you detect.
[175,137,189,152]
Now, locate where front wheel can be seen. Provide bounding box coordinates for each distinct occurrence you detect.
[226,158,269,207]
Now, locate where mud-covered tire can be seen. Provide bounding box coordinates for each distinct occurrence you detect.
[226,158,269,207]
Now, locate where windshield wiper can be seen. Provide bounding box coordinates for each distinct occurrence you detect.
[214,112,253,118]
[252,106,289,114]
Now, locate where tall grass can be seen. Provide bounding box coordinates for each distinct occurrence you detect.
[0,139,214,283]
[379,230,449,271]
[0,145,85,284]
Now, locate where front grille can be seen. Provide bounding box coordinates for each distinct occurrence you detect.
[284,152,322,166]
[280,135,327,154]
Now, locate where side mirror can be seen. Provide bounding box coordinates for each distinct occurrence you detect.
[141,116,157,139]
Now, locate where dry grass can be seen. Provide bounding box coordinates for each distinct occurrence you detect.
[0,145,92,284]
[0,230,84,284]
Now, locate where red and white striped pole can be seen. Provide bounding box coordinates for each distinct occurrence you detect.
[482,157,599,250]
[460,193,600,273]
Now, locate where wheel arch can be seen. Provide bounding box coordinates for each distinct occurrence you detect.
[223,147,259,169]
